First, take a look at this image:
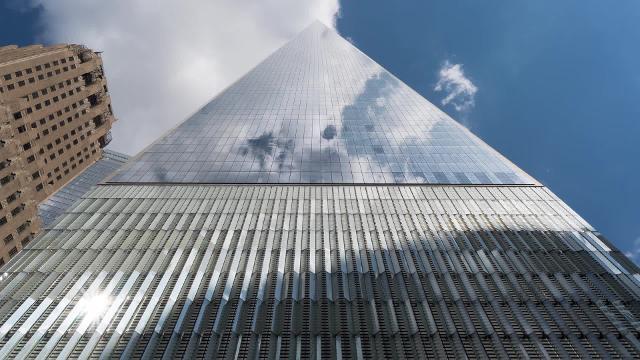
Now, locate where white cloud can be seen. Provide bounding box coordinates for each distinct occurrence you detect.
[625,237,640,264]
[434,60,478,112]
[30,0,340,155]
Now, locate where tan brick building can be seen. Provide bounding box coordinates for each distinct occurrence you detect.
[0,44,115,265]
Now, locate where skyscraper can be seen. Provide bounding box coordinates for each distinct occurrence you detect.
[0,44,115,264]
[0,22,639,358]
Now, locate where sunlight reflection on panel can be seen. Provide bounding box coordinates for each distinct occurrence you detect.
[77,291,112,324]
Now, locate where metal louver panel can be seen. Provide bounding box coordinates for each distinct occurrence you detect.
[0,184,639,358]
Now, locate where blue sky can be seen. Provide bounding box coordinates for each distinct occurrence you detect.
[1,1,639,260]
[336,1,640,261]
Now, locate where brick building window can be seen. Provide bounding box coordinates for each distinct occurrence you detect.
[3,234,13,244]
[16,222,29,233]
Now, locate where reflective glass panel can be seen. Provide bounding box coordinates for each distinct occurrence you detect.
[110,22,534,185]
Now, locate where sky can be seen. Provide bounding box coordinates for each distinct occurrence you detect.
[1,1,639,261]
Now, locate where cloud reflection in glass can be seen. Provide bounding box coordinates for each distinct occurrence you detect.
[110,22,532,185]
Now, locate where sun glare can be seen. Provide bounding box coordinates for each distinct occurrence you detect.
[78,292,111,323]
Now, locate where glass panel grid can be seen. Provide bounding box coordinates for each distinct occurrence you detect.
[110,23,534,185]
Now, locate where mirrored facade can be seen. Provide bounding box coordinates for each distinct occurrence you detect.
[1,22,639,359]
[110,22,533,185]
